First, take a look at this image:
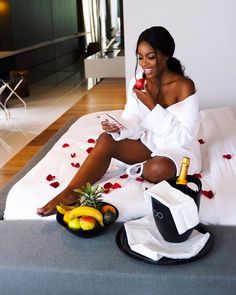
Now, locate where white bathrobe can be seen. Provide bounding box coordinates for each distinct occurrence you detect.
[111,76,202,174]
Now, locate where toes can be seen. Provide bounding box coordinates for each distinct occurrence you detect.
[37,206,51,216]
[37,205,57,216]
[37,207,45,215]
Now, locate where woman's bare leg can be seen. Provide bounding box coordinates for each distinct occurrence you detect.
[143,156,177,183]
[37,132,152,216]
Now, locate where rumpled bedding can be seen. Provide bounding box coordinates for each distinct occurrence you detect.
[3,107,236,225]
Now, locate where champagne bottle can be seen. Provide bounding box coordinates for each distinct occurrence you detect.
[176,157,190,185]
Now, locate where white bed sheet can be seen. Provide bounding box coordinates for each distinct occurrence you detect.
[199,107,236,225]
[4,107,236,225]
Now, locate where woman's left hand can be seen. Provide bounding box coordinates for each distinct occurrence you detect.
[101,120,121,133]
[133,84,157,110]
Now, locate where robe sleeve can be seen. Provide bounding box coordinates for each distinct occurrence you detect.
[110,76,144,141]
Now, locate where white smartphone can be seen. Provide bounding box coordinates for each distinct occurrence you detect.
[98,113,127,129]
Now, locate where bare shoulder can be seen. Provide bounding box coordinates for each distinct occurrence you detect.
[177,76,196,101]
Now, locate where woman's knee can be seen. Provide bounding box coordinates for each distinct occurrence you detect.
[96,132,117,154]
[97,132,114,145]
[143,157,177,183]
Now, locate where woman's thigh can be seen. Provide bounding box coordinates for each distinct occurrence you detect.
[97,133,152,164]
[113,139,152,164]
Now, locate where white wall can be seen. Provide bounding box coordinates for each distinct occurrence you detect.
[123,0,236,109]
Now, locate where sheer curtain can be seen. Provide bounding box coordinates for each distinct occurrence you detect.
[82,0,120,50]
[82,0,101,45]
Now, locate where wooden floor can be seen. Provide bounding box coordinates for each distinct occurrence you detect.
[0,78,126,188]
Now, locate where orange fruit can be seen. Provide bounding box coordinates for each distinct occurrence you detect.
[101,204,116,215]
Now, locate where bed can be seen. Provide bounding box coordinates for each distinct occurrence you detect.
[1,107,236,225]
[0,107,236,295]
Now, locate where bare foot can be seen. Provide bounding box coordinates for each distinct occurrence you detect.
[37,189,78,216]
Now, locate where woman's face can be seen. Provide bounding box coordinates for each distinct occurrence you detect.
[137,41,167,79]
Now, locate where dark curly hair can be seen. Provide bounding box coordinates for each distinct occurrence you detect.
[135,26,185,76]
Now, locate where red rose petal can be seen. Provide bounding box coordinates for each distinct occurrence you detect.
[104,182,113,189]
[120,173,128,179]
[62,143,70,148]
[198,139,205,144]
[223,154,232,159]
[71,162,80,168]
[46,174,56,181]
[71,153,76,158]
[86,147,94,153]
[103,188,110,194]
[87,138,96,143]
[193,173,202,179]
[112,183,121,189]
[201,190,214,199]
[135,177,144,182]
[50,181,60,188]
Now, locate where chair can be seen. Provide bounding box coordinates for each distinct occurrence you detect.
[0,77,27,111]
[0,137,12,153]
[0,84,10,120]
[0,87,12,151]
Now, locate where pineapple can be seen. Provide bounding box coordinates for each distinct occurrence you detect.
[74,182,104,208]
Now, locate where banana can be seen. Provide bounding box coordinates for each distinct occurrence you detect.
[68,206,104,227]
[63,211,71,224]
[56,203,75,215]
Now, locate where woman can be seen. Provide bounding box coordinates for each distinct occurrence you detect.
[37,26,201,216]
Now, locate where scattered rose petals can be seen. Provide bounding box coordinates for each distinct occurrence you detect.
[223,154,232,159]
[193,173,202,178]
[46,174,56,181]
[86,147,94,153]
[104,182,113,189]
[112,183,121,189]
[102,182,122,193]
[62,143,70,148]
[87,138,96,143]
[71,162,80,168]
[120,173,128,179]
[135,177,144,182]
[198,139,205,144]
[201,190,214,199]
[71,153,76,158]
[50,181,60,188]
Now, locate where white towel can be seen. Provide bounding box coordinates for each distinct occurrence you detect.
[144,181,199,235]
[125,215,210,261]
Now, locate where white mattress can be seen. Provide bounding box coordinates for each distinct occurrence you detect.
[4,107,236,225]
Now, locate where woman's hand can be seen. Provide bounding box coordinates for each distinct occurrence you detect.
[133,81,159,110]
[101,120,121,133]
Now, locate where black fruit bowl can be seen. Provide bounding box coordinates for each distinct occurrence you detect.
[56,202,119,238]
